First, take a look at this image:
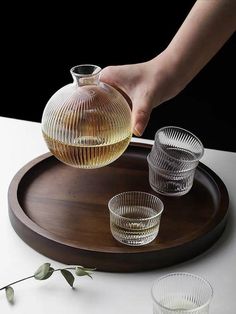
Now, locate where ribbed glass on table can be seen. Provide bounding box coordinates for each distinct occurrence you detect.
[42,64,132,169]
[152,272,213,313]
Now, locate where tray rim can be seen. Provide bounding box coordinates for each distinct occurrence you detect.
[8,142,229,254]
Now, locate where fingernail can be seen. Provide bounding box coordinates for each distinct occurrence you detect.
[133,124,143,137]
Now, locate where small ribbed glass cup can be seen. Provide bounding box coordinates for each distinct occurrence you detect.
[148,126,204,196]
[151,273,213,313]
[108,191,164,246]
[147,155,196,196]
[149,126,204,172]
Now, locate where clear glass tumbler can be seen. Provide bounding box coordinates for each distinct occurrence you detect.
[149,126,204,172]
[108,191,164,246]
[147,155,196,196]
[151,272,213,313]
[148,126,204,196]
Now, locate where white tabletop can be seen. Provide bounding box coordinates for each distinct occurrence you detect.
[0,116,235,313]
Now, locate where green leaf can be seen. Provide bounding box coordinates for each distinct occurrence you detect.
[60,269,75,288]
[34,263,51,280]
[42,267,54,280]
[75,267,93,279]
[5,286,14,303]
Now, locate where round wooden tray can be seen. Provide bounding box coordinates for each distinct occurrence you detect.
[8,142,229,272]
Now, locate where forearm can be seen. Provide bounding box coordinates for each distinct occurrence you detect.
[100,0,236,136]
[159,0,236,91]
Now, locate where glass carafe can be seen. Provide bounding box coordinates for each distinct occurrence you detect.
[42,64,132,169]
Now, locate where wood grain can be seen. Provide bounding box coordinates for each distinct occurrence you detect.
[8,143,229,272]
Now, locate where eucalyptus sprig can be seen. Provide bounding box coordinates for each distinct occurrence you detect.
[0,263,95,304]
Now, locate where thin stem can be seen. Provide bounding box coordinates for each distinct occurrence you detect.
[0,275,35,291]
[0,267,76,291]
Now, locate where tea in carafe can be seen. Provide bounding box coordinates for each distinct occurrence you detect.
[42,65,132,168]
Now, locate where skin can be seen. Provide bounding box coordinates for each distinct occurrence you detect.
[100,0,236,136]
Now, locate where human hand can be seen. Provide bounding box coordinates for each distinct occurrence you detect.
[100,52,182,137]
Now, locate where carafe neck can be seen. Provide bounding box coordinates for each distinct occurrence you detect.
[70,64,101,86]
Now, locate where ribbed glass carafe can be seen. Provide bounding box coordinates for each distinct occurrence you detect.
[42,64,132,169]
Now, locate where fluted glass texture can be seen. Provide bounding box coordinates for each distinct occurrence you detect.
[152,273,213,313]
[150,126,204,172]
[147,126,204,196]
[147,155,195,196]
[42,65,132,169]
[108,191,164,246]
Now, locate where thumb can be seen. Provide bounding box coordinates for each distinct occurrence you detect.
[100,66,119,87]
[132,104,152,137]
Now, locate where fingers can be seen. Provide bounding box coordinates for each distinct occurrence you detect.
[132,106,151,137]
[100,66,132,107]
[101,65,153,137]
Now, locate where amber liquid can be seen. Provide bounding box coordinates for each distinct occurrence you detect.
[110,206,160,246]
[43,132,131,168]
